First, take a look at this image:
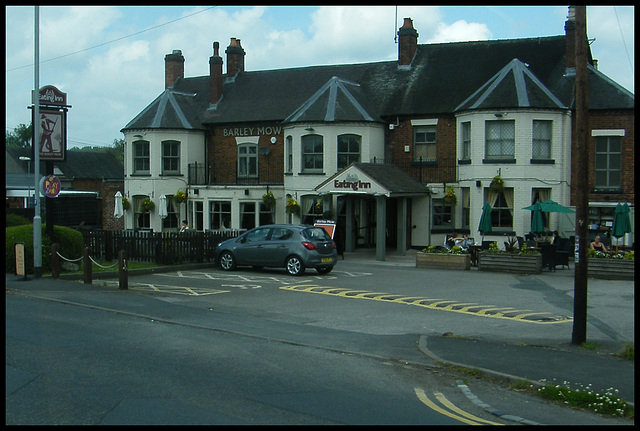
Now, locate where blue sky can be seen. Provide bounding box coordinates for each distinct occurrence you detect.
[5,5,634,149]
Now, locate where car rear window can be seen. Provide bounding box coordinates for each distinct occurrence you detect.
[303,227,331,241]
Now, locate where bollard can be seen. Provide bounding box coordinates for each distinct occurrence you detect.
[83,247,92,284]
[51,243,60,279]
[119,250,128,290]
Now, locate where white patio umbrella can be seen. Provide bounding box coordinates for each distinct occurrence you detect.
[114,191,124,219]
[158,194,168,219]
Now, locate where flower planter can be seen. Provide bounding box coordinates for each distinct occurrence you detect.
[478,252,542,274]
[416,252,470,270]
[588,258,634,280]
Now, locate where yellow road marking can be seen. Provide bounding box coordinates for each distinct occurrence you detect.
[414,388,490,425]
[279,285,572,324]
[433,391,504,426]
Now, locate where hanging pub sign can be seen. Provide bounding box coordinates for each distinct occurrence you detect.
[36,85,68,161]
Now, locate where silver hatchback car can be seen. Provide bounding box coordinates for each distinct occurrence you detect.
[214,224,338,276]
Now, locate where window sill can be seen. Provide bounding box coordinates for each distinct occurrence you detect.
[458,159,471,165]
[299,172,326,175]
[130,173,151,177]
[530,159,555,164]
[482,158,516,164]
[591,188,624,194]
[160,173,184,177]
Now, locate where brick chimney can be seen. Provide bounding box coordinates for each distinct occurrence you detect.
[225,38,245,77]
[209,42,223,104]
[564,6,576,69]
[397,18,418,67]
[164,49,185,89]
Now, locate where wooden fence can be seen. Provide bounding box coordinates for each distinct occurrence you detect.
[81,229,244,265]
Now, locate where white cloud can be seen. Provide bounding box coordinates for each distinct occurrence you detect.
[428,20,492,44]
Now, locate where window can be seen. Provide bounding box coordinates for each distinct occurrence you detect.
[240,202,256,230]
[461,122,471,160]
[595,136,621,188]
[485,120,515,159]
[162,195,179,230]
[286,136,293,173]
[490,190,513,228]
[432,201,453,227]
[238,143,257,178]
[302,196,324,225]
[532,120,552,160]
[133,140,150,174]
[337,134,361,169]
[188,200,203,231]
[259,202,274,226]
[133,196,150,229]
[162,140,180,174]
[414,125,436,162]
[301,134,323,172]
[461,187,470,228]
[209,201,231,229]
[244,226,270,243]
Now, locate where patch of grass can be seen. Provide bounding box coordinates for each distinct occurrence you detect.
[614,344,634,361]
[580,342,598,350]
[534,379,633,418]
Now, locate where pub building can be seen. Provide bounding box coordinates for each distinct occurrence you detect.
[122,8,634,260]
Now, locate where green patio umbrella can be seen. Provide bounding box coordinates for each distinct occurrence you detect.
[529,201,546,236]
[478,202,493,241]
[611,203,632,251]
[538,199,575,213]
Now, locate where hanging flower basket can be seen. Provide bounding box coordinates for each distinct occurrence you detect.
[490,175,504,191]
[174,190,187,204]
[143,197,155,213]
[262,191,276,207]
[122,196,131,211]
[286,197,301,216]
[443,186,457,205]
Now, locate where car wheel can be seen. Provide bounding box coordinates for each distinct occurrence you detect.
[219,251,237,271]
[285,256,305,276]
[316,266,333,274]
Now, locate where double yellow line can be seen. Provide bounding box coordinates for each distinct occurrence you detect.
[414,388,503,425]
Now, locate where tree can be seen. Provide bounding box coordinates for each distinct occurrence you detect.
[6,123,33,148]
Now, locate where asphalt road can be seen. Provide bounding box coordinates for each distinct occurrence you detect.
[5,254,634,425]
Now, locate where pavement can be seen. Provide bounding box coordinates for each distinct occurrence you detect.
[6,248,635,411]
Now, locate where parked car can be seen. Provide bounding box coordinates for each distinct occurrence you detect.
[214,224,337,275]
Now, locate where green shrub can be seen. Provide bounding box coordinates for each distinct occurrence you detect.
[5,224,84,274]
[6,213,30,227]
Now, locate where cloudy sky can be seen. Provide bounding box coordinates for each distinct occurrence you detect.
[5,5,634,149]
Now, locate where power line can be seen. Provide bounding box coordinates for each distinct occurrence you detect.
[6,6,217,72]
[613,6,633,74]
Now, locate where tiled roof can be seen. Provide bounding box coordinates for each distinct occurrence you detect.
[122,35,633,132]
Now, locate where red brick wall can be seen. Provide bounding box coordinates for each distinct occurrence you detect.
[209,124,284,184]
[101,181,125,230]
[385,116,457,184]
[570,109,634,205]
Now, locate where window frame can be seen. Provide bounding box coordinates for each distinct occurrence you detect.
[301,134,324,173]
[162,140,180,175]
[532,120,552,160]
[485,120,515,160]
[461,122,471,161]
[594,135,622,189]
[209,201,231,230]
[432,200,454,228]
[337,134,361,169]
[490,190,513,229]
[414,125,436,162]
[133,140,150,174]
[238,143,258,178]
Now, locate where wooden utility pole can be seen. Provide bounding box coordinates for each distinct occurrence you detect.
[572,5,589,345]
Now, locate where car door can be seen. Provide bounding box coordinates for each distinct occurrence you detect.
[263,227,294,266]
[234,227,272,265]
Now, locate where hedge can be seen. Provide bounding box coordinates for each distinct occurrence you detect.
[5,224,84,274]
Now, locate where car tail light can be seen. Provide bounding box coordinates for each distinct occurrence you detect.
[332,242,336,249]
[301,241,317,250]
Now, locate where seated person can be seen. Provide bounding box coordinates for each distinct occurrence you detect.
[452,234,473,249]
[590,235,608,252]
[550,230,560,245]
